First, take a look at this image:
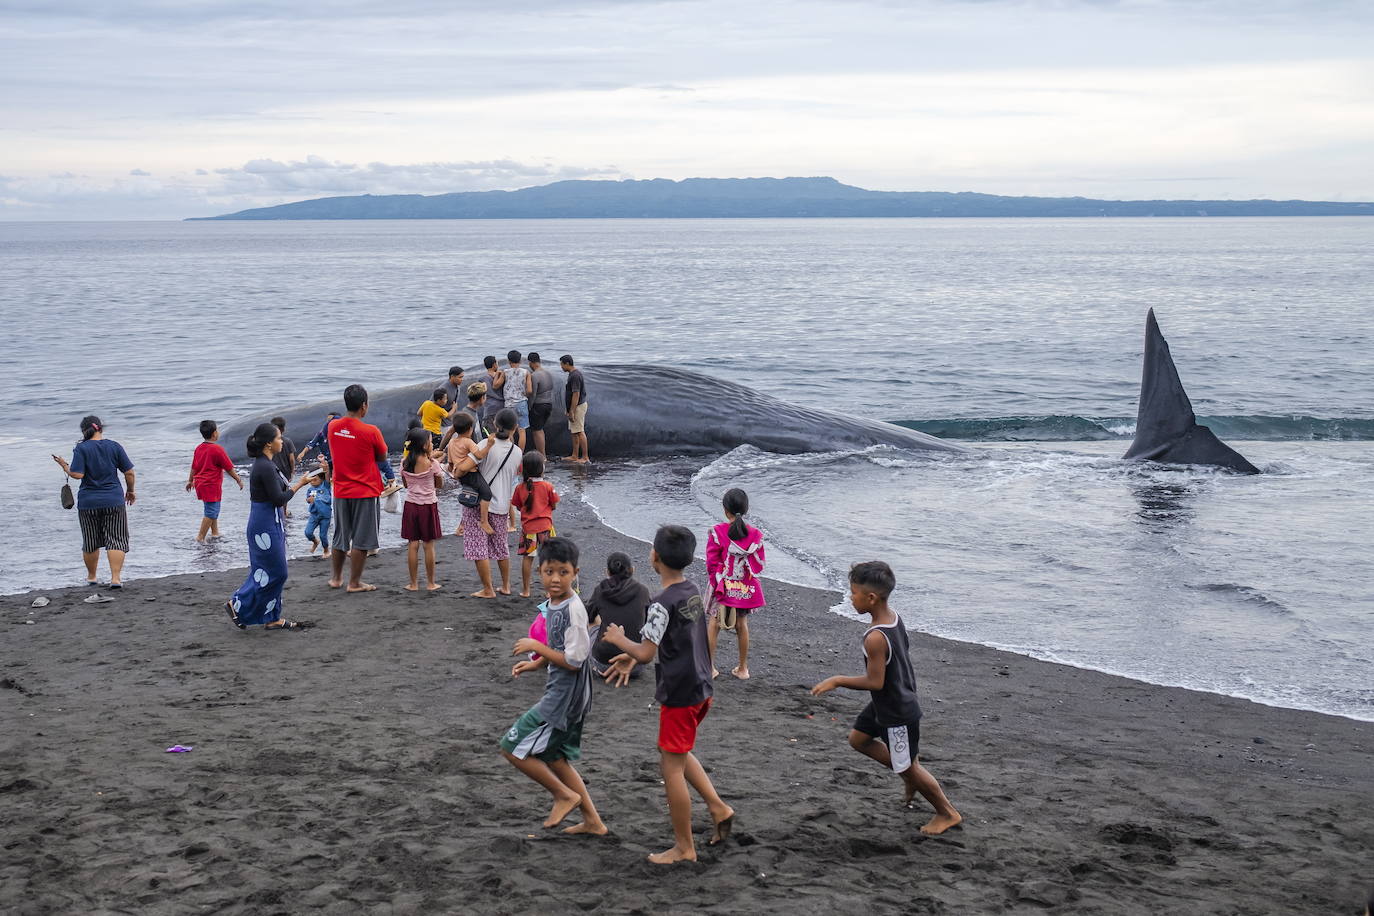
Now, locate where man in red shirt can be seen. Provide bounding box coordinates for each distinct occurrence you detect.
[326,384,388,592]
[185,420,242,543]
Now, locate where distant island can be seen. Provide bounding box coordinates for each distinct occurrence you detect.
[188,177,1374,220]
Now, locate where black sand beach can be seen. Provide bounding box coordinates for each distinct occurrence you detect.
[3,495,1371,915]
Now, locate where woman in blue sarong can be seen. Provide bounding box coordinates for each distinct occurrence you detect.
[225,422,318,631]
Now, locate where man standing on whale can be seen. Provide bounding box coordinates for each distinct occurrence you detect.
[327,384,388,593]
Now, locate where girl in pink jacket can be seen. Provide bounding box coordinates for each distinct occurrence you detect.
[706,488,766,680]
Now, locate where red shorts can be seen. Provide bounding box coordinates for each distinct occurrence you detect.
[658,698,712,754]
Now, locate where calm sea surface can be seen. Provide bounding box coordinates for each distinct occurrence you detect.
[1,218,1370,719]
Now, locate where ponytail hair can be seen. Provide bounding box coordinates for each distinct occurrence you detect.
[79,415,102,440]
[606,551,632,581]
[246,421,280,458]
[723,488,749,541]
[521,450,544,512]
[403,428,429,473]
[494,408,517,439]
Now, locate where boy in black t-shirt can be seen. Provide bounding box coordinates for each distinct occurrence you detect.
[603,525,735,864]
[811,561,962,836]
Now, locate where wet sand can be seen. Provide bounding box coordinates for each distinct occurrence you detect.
[2,496,1371,915]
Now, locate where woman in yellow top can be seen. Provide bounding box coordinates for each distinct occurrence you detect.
[418,387,454,449]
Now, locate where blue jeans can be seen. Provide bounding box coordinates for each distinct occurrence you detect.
[203,500,221,520]
[305,510,331,548]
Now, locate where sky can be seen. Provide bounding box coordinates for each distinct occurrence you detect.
[1,0,1372,219]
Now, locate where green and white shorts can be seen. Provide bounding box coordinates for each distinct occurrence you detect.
[499,707,584,763]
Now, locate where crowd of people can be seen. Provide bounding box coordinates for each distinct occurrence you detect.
[52,356,962,863]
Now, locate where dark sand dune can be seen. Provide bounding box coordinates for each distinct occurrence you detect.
[3,496,1371,914]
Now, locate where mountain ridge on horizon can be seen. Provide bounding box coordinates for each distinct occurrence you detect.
[187,176,1374,220]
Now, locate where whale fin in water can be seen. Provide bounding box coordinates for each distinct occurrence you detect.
[1122,309,1259,474]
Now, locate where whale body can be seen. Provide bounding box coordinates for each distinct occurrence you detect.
[220,364,967,462]
[1122,309,1259,474]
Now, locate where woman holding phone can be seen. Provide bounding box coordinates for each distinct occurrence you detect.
[224,422,318,631]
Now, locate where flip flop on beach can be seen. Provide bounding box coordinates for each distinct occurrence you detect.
[265,620,313,631]
[83,593,115,604]
[224,601,246,630]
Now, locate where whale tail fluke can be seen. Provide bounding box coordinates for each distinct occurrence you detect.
[1123,309,1259,474]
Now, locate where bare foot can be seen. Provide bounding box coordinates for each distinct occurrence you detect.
[519,590,531,598]
[562,821,609,836]
[497,587,512,596]
[543,794,581,828]
[648,846,696,864]
[902,775,919,807]
[709,807,735,845]
[920,811,963,836]
[321,549,331,558]
[347,583,377,593]
[328,579,342,589]
[731,666,751,680]
[470,589,497,599]
[195,537,206,544]
[404,584,419,592]
[711,668,720,680]
[428,583,442,591]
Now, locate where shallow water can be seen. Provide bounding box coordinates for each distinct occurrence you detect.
[579,441,1374,721]
[1,217,1370,719]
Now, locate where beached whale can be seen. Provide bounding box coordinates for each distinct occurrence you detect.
[1122,309,1259,473]
[220,364,967,462]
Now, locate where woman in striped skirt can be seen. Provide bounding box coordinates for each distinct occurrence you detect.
[52,415,135,589]
[225,422,317,631]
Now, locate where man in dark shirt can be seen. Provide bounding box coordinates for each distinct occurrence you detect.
[526,352,556,457]
[271,417,297,516]
[603,525,735,864]
[440,366,465,430]
[482,355,506,436]
[560,354,589,463]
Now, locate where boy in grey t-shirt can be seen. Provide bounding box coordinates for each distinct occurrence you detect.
[501,537,607,836]
[526,352,556,456]
[482,355,506,435]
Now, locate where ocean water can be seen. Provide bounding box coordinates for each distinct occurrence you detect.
[1,218,1370,720]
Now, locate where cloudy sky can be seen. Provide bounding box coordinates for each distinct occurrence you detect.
[2,0,1371,219]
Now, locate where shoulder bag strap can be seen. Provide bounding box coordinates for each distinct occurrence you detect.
[481,442,516,486]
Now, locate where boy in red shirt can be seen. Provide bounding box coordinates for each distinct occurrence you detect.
[185,420,242,543]
[512,451,559,598]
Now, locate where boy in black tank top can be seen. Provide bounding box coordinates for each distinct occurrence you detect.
[811,561,962,836]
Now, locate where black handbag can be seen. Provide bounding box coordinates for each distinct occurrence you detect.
[458,442,515,508]
[60,474,75,510]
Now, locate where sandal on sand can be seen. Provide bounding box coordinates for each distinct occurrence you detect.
[709,814,734,846]
[266,620,313,631]
[224,601,246,630]
[83,593,115,604]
